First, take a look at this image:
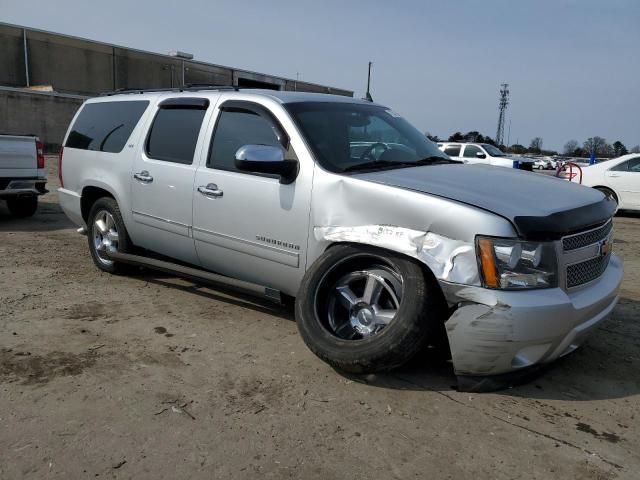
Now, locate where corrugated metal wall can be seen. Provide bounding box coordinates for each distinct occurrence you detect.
[0,23,352,97]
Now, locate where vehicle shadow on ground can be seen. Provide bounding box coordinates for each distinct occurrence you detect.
[339,297,640,401]
[117,267,640,401]
[0,199,74,232]
[616,210,640,219]
[129,274,296,322]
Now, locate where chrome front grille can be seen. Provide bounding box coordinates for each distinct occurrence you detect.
[563,221,612,251]
[561,220,613,289]
[566,255,611,288]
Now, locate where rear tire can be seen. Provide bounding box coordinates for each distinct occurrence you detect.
[295,244,447,374]
[87,197,134,274]
[7,196,38,218]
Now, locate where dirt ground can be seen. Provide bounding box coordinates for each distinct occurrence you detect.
[1,157,639,479]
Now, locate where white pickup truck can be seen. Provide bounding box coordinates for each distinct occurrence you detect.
[0,134,48,217]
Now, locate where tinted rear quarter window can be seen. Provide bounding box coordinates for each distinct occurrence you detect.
[146,108,206,164]
[444,145,461,157]
[66,101,149,153]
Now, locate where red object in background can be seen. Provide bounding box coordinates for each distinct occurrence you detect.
[555,161,583,184]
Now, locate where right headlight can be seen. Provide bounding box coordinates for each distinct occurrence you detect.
[476,236,558,290]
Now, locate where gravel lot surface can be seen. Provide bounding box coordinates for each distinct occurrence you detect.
[1,157,639,479]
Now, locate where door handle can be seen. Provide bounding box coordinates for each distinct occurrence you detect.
[607,173,620,178]
[133,170,154,183]
[197,183,223,198]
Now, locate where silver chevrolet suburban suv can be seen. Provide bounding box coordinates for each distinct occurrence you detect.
[58,87,622,389]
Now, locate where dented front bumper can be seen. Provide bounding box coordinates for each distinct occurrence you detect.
[441,254,623,377]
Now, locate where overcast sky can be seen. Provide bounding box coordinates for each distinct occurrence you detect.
[1,0,639,150]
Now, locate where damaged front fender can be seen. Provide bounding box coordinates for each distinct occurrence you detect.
[314,225,480,286]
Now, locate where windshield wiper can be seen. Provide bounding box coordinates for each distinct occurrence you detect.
[344,156,458,172]
[344,160,414,172]
[415,155,460,165]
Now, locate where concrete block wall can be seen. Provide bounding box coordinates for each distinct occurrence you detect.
[0,87,84,151]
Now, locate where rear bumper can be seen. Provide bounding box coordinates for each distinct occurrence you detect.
[57,187,85,227]
[0,178,47,198]
[442,254,623,377]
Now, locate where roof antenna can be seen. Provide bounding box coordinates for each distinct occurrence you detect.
[364,61,373,102]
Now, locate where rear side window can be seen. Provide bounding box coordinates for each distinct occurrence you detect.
[610,161,629,172]
[611,158,640,172]
[146,107,206,164]
[209,109,283,172]
[66,101,149,153]
[444,145,461,157]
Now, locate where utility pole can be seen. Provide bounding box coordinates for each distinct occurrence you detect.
[495,83,509,146]
[364,62,373,102]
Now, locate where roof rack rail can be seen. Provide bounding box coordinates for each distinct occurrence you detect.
[100,84,242,96]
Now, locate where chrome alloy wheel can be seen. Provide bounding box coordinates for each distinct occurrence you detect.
[327,266,403,340]
[92,210,119,266]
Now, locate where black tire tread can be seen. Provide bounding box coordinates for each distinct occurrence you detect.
[7,196,38,218]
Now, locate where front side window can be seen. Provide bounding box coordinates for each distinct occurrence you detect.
[286,102,452,173]
[463,145,483,158]
[66,100,149,153]
[209,108,285,172]
[146,107,206,164]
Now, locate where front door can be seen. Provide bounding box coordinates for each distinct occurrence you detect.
[130,96,211,265]
[192,98,312,295]
[461,144,485,165]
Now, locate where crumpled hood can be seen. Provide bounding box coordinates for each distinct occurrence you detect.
[354,164,616,239]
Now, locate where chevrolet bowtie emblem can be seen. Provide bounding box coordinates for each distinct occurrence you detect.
[600,239,613,256]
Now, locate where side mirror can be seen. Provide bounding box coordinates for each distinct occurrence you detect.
[234,145,298,184]
[476,152,487,159]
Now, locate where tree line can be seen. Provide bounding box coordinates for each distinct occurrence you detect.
[426,131,640,158]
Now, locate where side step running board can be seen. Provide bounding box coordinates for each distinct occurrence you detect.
[106,251,282,303]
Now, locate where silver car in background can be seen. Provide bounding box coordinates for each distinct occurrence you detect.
[57,88,622,390]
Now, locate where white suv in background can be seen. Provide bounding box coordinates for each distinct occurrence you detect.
[438,142,535,171]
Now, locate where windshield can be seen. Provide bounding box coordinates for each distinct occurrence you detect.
[482,144,506,157]
[285,102,453,173]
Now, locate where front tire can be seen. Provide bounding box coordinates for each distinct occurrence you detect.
[87,197,133,274]
[296,244,447,373]
[7,196,38,218]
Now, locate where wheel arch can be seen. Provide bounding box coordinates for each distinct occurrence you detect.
[323,241,447,296]
[81,185,116,222]
[592,185,619,203]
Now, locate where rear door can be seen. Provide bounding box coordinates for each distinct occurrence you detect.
[129,96,212,266]
[191,97,312,294]
[606,157,640,208]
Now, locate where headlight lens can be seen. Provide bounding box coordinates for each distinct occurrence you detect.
[476,236,557,289]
